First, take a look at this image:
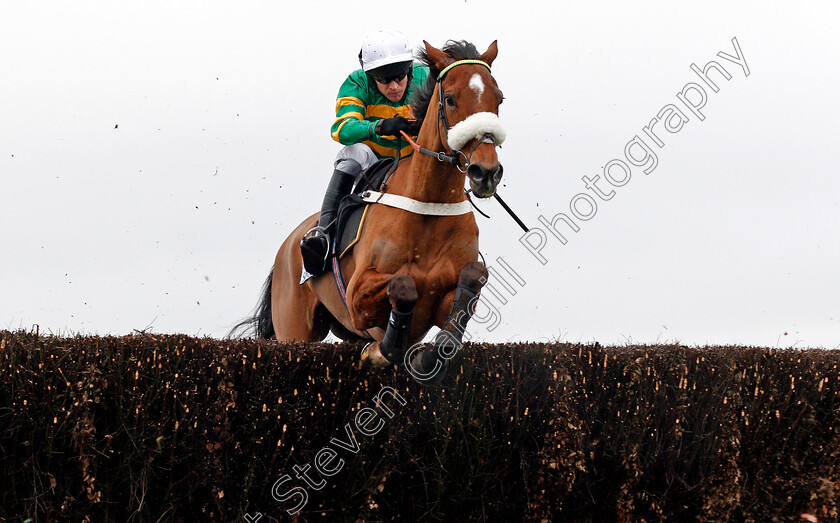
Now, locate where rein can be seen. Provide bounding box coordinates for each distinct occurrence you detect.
[400,130,462,167]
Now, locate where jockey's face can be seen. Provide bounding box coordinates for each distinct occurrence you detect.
[375,76,409,102]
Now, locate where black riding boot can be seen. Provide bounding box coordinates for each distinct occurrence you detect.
[301,167,357,275]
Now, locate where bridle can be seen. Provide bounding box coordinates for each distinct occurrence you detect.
[396,56,529,233]
[401,59,499,174]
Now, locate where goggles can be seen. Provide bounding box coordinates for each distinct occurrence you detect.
[372,70,409,84]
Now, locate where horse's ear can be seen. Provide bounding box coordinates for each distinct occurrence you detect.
[424,40,454,70]
[480,40,498,67]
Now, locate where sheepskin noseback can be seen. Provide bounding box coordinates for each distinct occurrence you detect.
[447,112,506,151]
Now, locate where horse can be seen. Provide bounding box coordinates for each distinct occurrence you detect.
[236,39,506,385]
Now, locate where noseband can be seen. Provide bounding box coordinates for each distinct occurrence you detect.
[402,59,506,173]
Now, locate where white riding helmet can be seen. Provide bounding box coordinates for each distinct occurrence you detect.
[359,30,414,72]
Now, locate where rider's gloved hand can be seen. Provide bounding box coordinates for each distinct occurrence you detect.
[404,118,422,136]
[375,116,420,137]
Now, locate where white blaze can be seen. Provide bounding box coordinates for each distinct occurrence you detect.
[469,73,485,102]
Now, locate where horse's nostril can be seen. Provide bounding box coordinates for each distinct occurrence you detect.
[467,164,503,187]
[466,164,485,183]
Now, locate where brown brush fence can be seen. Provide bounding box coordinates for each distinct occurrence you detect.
[1,329,838,522]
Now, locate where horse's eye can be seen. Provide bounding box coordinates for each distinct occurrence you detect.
[444,95,456,108]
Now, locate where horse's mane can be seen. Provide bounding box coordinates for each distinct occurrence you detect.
[410,40,482,122]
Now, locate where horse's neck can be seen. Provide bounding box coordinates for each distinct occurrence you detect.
[389,120,465,204]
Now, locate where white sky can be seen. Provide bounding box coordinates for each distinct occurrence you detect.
[1,1,838,349]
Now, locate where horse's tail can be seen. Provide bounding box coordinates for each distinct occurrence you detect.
[228,268,275,339]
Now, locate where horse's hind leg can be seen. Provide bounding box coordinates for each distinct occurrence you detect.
[270,232,329,342]
[409,261,488,385]
[271,270,327,341]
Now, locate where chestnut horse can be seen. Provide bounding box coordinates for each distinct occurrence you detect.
[237,40,505,384]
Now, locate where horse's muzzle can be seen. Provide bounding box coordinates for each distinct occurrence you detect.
[467,163,504,198]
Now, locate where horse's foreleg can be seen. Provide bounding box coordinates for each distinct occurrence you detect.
[378,274,417,364]
[349,271,417,368]
[409,261,488,385]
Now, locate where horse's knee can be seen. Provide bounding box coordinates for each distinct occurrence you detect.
[458,261,489,292]
[386,274,418,313]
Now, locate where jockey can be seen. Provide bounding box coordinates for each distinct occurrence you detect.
[300,29,429,276]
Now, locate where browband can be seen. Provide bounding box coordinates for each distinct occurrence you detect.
[438,59,491,80]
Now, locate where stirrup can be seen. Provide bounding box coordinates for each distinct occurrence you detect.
[302,225,329,241]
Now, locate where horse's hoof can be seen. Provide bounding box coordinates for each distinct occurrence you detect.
[359,342,391,370]
[408,347,448,386]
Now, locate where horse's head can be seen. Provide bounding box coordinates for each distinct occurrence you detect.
[416,40,505,198]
